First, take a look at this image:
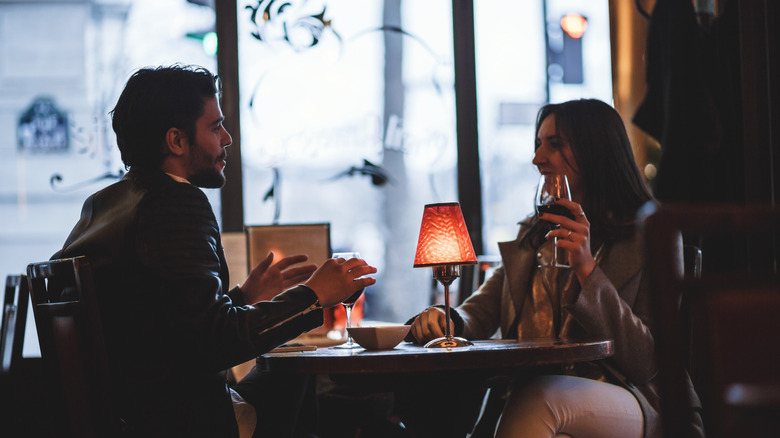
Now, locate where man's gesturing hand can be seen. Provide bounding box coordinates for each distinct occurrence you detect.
[241,252,317,304]
[304,256,377,308]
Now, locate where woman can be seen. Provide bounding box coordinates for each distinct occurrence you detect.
[409,99,686,438]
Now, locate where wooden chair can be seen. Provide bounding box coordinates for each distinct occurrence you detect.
[1,274,30,426]
[27,256,122,438]
[645,203,780,438]
[2,274,29,378]
[2,273,51,438]
[683,244,702,278]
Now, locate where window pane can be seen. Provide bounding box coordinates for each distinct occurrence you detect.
[0,0,217,357]
[237,0,456,322]
[474,0,613,253]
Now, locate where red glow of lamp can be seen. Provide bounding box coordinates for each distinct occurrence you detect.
[413,202,477,348]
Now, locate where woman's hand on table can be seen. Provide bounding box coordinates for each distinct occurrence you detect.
[539,198,596,283]
[410,307,453,344]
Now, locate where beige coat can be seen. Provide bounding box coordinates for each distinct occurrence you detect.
[455,215,681,438]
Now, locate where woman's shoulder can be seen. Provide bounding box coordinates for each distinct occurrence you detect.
[516,213,538,234]
[510,213,547,248]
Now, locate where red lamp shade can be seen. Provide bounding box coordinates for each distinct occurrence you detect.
[413,202,478,267]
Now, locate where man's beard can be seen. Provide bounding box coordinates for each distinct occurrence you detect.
[189,145,227,188]
[189,168,225,188]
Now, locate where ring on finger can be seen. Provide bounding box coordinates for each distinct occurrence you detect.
[578,211,586,217]
[566,229,573,240]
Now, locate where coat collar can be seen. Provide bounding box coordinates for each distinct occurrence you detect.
[496,215,645,336]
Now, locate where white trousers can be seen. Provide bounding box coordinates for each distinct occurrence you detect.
[230,388,257,438]
[494,375,643,438]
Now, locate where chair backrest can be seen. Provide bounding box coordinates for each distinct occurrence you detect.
[683,244,702,278]
[645,203,780,438]
[246,223,336,331]
[2,274,29,376]
[222,231,249,283]
[245,223,331,272]
[27,256,120,438]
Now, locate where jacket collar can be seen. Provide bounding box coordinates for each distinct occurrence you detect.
[496,215,645,334]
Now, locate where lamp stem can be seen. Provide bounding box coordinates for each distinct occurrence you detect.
[425,265,473,348]
[442,282,454,340]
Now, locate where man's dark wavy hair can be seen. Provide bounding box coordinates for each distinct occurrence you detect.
[110,64,220,171]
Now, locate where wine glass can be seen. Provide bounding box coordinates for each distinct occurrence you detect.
[332,251,365,349]
[536,174,572,268]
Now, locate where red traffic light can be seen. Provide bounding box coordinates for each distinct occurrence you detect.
[560,13,588,39]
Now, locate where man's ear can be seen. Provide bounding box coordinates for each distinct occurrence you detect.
[165,128,187,157]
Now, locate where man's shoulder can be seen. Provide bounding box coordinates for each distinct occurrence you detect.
[124,171,209,204]
[130,173,216,232]
[83,172,211,229]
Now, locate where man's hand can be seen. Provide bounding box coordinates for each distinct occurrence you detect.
[304,257,377,308]
[240,252,317,304]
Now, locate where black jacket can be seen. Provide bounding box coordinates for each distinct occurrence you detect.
[55,170,323,437]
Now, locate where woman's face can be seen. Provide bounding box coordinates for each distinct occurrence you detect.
[532,114,582,203]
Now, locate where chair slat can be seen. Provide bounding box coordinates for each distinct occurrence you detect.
[646,203,780,438]
[27,256,120,438]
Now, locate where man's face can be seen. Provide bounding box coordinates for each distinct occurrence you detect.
[186,97,232,188]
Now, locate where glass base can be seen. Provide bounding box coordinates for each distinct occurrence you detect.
[334,339,362,349]
[424,336,473,348]
[538,263,571,269]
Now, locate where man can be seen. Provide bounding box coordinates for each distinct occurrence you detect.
[54,65,376,437]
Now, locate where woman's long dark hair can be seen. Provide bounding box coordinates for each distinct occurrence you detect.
[534,99,653,240]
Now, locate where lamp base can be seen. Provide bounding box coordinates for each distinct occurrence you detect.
[424,336,473,348]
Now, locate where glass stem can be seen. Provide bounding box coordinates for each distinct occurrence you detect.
[344,304,353,342]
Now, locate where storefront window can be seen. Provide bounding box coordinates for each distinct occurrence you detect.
[0,0,614,350]
[0,0,218,357]
[474,0,613,252]
[236,0,456,322]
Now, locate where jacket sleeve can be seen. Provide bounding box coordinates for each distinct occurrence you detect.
[561,231,682,386]
[402,263,506,342]
[458,217,535,340]
[135,182,322,372]
[458,265,506,340]
[564,266,656,385]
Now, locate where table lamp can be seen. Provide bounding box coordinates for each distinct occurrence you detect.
[413,202,477,348]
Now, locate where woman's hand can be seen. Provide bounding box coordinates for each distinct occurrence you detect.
[240,252,317,304]
[409,307,453,344]
[539,198,596,284]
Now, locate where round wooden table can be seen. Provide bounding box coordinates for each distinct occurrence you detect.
[259,338,613,436]
[258,338,613,375]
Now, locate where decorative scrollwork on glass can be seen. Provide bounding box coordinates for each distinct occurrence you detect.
[50,170,125,192]
[244,0,340,50]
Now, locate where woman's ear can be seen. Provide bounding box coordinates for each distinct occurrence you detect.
[165,127,187,157]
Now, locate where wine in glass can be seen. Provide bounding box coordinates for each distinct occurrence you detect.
[536,174,573,268]
[332,251,365,349]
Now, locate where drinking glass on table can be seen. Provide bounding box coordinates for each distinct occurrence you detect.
[536,174,573,268]
[332,251,365,349]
